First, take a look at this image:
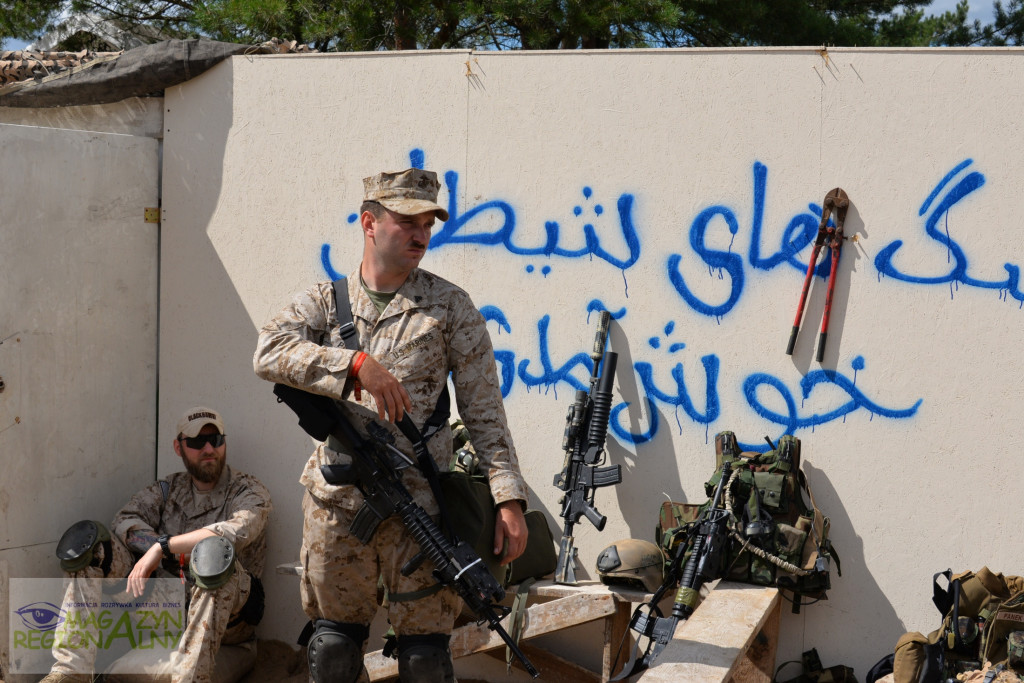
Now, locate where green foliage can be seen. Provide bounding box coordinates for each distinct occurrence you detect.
[2,0,1021,51]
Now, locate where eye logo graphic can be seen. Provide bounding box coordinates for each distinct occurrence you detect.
[14,602,66,631]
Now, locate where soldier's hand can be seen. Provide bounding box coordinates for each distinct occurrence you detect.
[494,501,528,566]
[127,545,162,597]
[354,354,412,423]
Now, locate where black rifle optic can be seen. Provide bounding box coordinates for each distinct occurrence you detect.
[553,310,621,585]
[610,438,735,680]
[272,383,539,678]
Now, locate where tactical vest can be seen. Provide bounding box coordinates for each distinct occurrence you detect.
[657,431,839,612]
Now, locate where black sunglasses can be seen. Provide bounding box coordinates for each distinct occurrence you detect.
[179,434,225,449]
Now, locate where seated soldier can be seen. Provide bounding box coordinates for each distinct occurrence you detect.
[42,406,273,683]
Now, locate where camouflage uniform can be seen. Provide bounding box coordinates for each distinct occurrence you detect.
[254,267,528,639]
[49,465,272,683]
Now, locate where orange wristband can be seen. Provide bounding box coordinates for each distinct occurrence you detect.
[351,352,367,377]
[351,352,367,400]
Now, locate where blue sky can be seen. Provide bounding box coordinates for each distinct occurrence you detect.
[0,1,1002,52]
[927,0,996,23]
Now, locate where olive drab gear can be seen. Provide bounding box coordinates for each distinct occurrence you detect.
[56,520,112,574]
[656,431,838,612]
[443,421,557,589]
[190,535,237,590]
[888,568,1024,683]
[596,539,666,593]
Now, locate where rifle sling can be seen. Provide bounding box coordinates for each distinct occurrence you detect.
[330,276,456,540]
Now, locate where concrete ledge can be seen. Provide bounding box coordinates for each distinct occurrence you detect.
[636,581,781,683]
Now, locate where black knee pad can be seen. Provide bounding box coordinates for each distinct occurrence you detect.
[56,520,112,574]
[189,536,236,590]
[397,634,454,683]
[306,620,368,683]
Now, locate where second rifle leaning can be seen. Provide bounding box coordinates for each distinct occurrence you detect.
[553,309,622,585]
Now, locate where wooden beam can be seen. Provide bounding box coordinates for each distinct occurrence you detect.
[635,582,781,682]
[482,642,602,682]
[365,592,618,680]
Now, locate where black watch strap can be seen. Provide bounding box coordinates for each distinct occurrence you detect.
[158,534,173,560]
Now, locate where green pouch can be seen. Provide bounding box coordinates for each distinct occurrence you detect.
[656,500,703,555]
[438,471,557,588]
[508,510,557,585]
[753,471,787,513]
[438,471,509,587]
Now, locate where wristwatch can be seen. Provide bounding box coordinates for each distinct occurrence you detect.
[157,534,173,560]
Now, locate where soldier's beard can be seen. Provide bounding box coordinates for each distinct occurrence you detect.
[185,454,225,485]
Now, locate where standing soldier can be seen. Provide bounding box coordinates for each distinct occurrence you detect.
[254,168,529,682]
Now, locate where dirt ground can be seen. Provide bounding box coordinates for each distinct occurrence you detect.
[237,640,492,683]
[238,640,309,683]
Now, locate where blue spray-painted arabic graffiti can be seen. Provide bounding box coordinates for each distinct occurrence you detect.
[312,150,1024,445]
[488,301,917,450]
[874,159,1024,306]
[430,172,643,272]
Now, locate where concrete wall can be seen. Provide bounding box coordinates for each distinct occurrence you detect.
[157,47,1024,678]
[0,121,160,676]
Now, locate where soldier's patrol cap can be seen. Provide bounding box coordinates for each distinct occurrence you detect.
[176,406,225,438]
[363,168,449,221]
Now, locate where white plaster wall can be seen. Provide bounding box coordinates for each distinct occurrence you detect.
[0,122,159,676]
[160,48,1024,678]
[0,97,164,138]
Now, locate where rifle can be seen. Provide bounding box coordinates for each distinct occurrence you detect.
[272,383,540,678]
[611,452,734,680]
[553,310,621,585]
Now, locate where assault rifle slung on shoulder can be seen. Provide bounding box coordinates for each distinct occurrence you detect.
[272,383,540,678]
[553,310,622,585]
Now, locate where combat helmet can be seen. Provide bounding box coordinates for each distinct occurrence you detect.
[596,539,666,593]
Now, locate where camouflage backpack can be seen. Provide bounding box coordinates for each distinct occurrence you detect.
[657,431,839,612]
[891,567,1024,683]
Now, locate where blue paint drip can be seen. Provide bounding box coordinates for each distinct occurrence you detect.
[321,244,343,280]
[430,170,640,270]
[919,159,973,216]
[409,149,425,169]
[667,206,744,318]
[609,398,658,445]
[873,161,1023,304]
[586,300,627,320]
[741,366,921,444]
[517,315,592,394]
